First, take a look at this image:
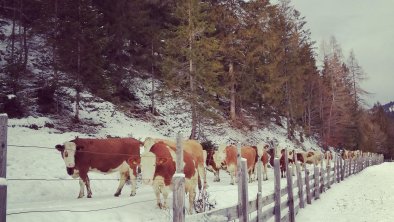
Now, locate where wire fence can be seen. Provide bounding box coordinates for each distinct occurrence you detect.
[6,143,271,218]
[7,197,160,216]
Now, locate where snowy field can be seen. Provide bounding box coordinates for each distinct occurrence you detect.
[297,162,394,222]
[5,88,321,222]
[5,124,295,222]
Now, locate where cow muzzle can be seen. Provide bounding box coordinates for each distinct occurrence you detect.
[67,167,75,175]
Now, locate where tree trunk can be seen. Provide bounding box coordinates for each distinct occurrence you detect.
[10,1,16,62]
[74,0,81,122]
[53,0,59,87]
[188,1,197,139]
[229,62,236,121]
[151,41,155,114]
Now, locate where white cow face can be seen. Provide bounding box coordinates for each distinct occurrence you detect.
[140,151,157,185]
[143,137,155,151]
[56,142,79,175]
[213,144,227,170]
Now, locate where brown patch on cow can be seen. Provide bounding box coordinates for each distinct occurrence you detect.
[149,142,196,186]
[307,152,314,158]
[296,153,305,163]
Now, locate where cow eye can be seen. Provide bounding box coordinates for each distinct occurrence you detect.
[64,151,68,157]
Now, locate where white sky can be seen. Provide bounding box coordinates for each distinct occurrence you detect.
[291,0,394,107]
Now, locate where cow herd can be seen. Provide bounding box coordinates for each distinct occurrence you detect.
[54,137,369,213]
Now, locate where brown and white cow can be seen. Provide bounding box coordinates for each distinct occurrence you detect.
[213,145,257,184]
[134,142,198,214]
[205,148,221,182]
[255,143,270,181]
[55,137,142,198]
[324,150,333,167]
[302,150,323,166]
[143,137,206,190]
[266,146,296,178]
[341,149,351,160]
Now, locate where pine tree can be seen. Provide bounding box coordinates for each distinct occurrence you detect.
[162,0,220,139]
[56,0,108,121]
[210,0,245,122]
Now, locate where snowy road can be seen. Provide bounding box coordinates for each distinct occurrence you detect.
[297,162,394,222]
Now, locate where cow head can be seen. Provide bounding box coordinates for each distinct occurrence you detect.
[140,151,157,185]
[143,137,156,151]
[213,144,228,170]
[55,141,83,175]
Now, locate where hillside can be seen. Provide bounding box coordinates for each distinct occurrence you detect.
[5,75,322,222]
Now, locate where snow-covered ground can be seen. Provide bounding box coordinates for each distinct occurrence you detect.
[5,83,323,222]
[297,162,394,222]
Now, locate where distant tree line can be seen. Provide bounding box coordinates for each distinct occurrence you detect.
[0,0,393,158]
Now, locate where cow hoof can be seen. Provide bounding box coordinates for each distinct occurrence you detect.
[130,191,136,196]
[77,195,83,199]
[114,192,120,197]
[157,203,163,209]
[87,194,92,198]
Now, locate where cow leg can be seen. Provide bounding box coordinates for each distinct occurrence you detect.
[79,171,92,198]
[292,163,296,176]
[198,165,208,189]
[161,186,170,209]
[187,187,196,214]
[85,177,92,198]
[78,178,85,198]
[230,170,236,185]
[213,170,220,182]
[263,164,268,181]
[129,169,137,196]
[154,186,162,209]
[114,171,128,197]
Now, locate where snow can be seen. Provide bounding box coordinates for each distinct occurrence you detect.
[297,163,394,222]
[3,73,331,222]
[7,94,16,100]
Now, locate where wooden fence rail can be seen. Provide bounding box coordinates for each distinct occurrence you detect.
[179,149,385,222]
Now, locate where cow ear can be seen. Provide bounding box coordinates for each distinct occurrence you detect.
[156,157,168,165]
[76,145,84,150]
[55,144,64,152]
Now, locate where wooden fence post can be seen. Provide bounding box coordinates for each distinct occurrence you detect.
[353,156,356,174]
[320,165,325,193]
[237,144,242,215]
[340,157,344,181]
[305,167,312,204]
[274,158,281,222]
[173,133,185,222]
[0,114,8,222]
[336,156,340,183]
[314,164,320,199]
[349,158,352,176]
[296,162,305,208]
[326,164,331,189]
[239,159,249,222]
[256,151,263,221]
[333,155,337,184]
[285,149,295,222]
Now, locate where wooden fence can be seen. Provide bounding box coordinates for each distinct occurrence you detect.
[172,136,385,222]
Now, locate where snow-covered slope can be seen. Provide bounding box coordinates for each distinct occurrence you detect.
[5,77,324,222]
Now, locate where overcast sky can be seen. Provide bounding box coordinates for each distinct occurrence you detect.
[290,0,394,107]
